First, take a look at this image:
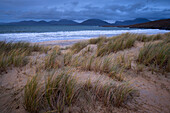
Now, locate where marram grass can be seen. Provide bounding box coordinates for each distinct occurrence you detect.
[137,39,170,72]
[44,50,61,70]
[70,32,168,57]
[24,76,41,113]
[0,41,48,73]
[96,33,136,56]
[70,41,88,53]
[68,54,128,81]
[24,70,135,112]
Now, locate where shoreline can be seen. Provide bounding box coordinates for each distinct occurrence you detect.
[34,31,170,47]
[35,39,88,47]
[102,25,170,30]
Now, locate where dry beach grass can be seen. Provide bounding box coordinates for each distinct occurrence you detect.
[0,32,170,113]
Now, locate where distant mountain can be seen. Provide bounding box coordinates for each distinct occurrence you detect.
[56,19,78,25]
[4,19,110,26]
[48,20,59,25]
[36,20,49,25]
[80,19,111,26]
[5,18,169,28]
[113,18,150,26]
[128,19,170,30]
[49,19,78,25]
[4,19,78,26]
[7,20,37,25]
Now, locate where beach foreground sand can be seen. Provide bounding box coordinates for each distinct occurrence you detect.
[0,33,170,113]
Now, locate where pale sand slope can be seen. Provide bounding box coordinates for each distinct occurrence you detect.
[0,40,170,113]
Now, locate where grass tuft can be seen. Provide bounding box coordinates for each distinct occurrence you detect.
[96,33,136,56]
[24,70,135,112]
[136,34,163,42]
[89,36,107,44]
[0,41,48,73]
[137,40,170,72]
[24,76,41,113]
[69,54,127,81]
[70,41,88,53]
[83,80,135,106]
[24,70,82,113]
[44,50,62,70]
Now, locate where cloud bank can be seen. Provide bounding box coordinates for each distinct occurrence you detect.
[0,0,169,22]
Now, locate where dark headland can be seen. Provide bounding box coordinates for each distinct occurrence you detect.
[103,19,170,30]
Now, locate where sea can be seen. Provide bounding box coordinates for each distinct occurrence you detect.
[0,25,169,42]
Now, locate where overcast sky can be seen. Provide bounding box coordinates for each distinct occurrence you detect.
[0,0,170,22]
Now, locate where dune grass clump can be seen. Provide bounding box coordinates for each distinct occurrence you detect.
[96,33,136,56]
[70,33,169,57]
[89,36,107,44]
[51,45,61,55]
[0,49,28,71]
[24,70,82,113]
[24,70,135,113]
[136,34,163,42]
[64,52,73,66]
[163,36,170,43]
[0,41,48,54]
[137,40,170,72]
[163,32,170,38]
[69,54,128,81]
[24,76,41,113]
[45,71,81,112]
[44,49,63,70]
[70,41,88,53]
[0,41,48,73]
[152,34,163,40]
[112,83,135,106]
[83,79,135,107]
[136,34,150,42]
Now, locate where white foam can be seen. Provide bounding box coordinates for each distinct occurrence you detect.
[0,29,169,42]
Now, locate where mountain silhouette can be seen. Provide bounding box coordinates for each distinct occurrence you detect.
[2,18,169,30]
[113,18,150,26]
[80,19,111,26]
[5,19,78,26]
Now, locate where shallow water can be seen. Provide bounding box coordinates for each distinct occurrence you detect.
[0,25,169,42]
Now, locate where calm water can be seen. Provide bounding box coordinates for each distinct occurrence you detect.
[0,25,169,42]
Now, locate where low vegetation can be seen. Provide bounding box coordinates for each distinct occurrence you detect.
[1,32,169,113]
[63,33,169,79]
[24,70,135,112]
[96,33,136,56]
[68,54,132,81]
[0,41,48,73]
[137,38,170,72]
[88,36,107,44]
[70,41,88,53]
[70,33,168,57]
[136,34,162,42]
[44,46,63,70]
[24,75,41,113]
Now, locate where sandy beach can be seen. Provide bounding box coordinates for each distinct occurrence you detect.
[36,39,88,47]
[1,0,170,112]
[0,33,169,113]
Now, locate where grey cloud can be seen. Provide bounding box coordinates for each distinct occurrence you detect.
[0,0,169,22]
[71,1,79,6]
